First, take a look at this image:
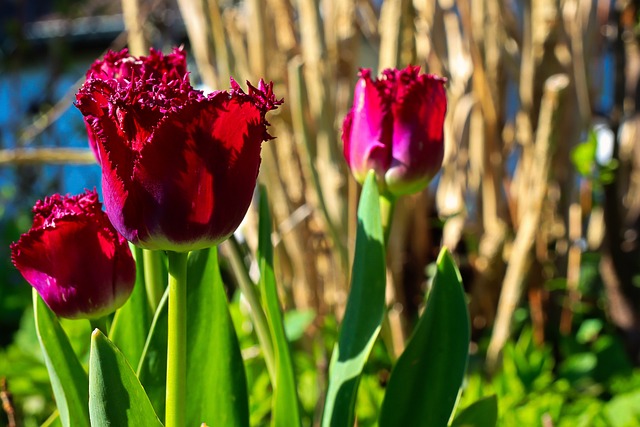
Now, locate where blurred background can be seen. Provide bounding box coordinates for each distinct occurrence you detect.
[2,0,640,425]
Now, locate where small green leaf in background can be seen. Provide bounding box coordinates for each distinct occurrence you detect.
[137,289,169,421]
[451,395,498,427]
[33,290,90,427]
[89,329,162,427]
[322,171,386,427]
[571,130,597,177]
[379,248,470,427]
[284,309,315,342]
[258,186,301,427]
[186,247,249,427]
[110,245,152,369]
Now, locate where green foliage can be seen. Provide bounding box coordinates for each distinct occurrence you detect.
[109,245,152,370]
[322,171,386,427]
[33,291,89,427]
[258,186,301,427]
[137,289,169,421]
[451,395,498,427]
[571,131,597,177]
[186,247,249,427]
[88,330,162,427]
[379,248,470,427]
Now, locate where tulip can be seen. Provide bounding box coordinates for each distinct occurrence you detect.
[342,66,447,196]
[75,48,282,251]
[11,190,136,319]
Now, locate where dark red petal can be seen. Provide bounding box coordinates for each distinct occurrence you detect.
[129,94,266,250]
[11,191,135,319]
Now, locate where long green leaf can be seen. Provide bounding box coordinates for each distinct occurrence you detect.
[186,247,249,427]
[89,329,162,427]
[379,248,470,427]
[33,291,90,427]
[450,395,498,427]
[110,245,152,369]
[321,171,386,427]
[137,289,169,421]
[258,186,301,427]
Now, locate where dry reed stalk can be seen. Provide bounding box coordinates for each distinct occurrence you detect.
[0,148,95,165]
[288,57,347,308]
[223,10,251,79]
[247,0,267,77]
[560,203,583,334]
[121,0,148,56]
[378,0,409,70]
[206,0,232,83]
[176,0,218,88]
[487,74,570,369]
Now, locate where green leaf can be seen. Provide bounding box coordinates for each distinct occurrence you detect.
[379,248,470,427]
[451,395,498,427]
[186,247,249,427]
[137,289,169,421]
[33,291,90,427]
[110,245,152,369]
[89,329,162,427]
[258,186,301,427]
[571,130,597,176]
[322,171,386,427]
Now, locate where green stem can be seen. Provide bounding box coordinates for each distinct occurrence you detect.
[379,193,396,248]
[143,249,165,312]
[165,251,188,427]
[223,236,276,383]
[379,192,398,360]
[89,316,110,335]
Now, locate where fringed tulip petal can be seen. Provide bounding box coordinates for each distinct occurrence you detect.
[11,190,135,319]
[342,66,447,196]
[75,49,282,252]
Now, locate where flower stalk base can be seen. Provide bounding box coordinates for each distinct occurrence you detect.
[165,251,189,427]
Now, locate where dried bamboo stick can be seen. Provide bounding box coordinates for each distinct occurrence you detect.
[487,74,570,369]
[0,148,95,165]
[176,0,218,88]
[121,0,148,56]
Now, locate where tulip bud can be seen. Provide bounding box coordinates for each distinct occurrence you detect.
[75,48,282,252]
[11,190,135,319]
[342,66,447,196]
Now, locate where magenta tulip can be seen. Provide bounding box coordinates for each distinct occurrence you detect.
[75,48,282,251]
[342,66,447,196]
[11,190,135,319]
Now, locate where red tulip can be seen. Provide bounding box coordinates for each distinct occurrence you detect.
[342,66,447,196]
[11,190,135,319]
[75,48,282,251]
[81,48,189,163]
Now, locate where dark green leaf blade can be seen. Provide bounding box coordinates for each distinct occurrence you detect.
[322,171,386,427]
[33,291,90,427]
[186,247,249,427]
[137,289,169,421]
[379,248,470,427]
[258,186,301,427]
[89,329,162,427]
[451,395,498,427]
[110,245,152,369]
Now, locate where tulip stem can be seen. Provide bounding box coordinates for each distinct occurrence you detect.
[379,193,396,247]
[165,251,188,427]
[89,316,110,335]
[143,249,165,313]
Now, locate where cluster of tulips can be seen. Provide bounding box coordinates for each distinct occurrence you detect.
[10,48,480,427]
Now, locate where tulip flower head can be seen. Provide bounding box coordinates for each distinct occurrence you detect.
[343,66,447,196]
[76,48,282,251]
[11,190,136,319]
